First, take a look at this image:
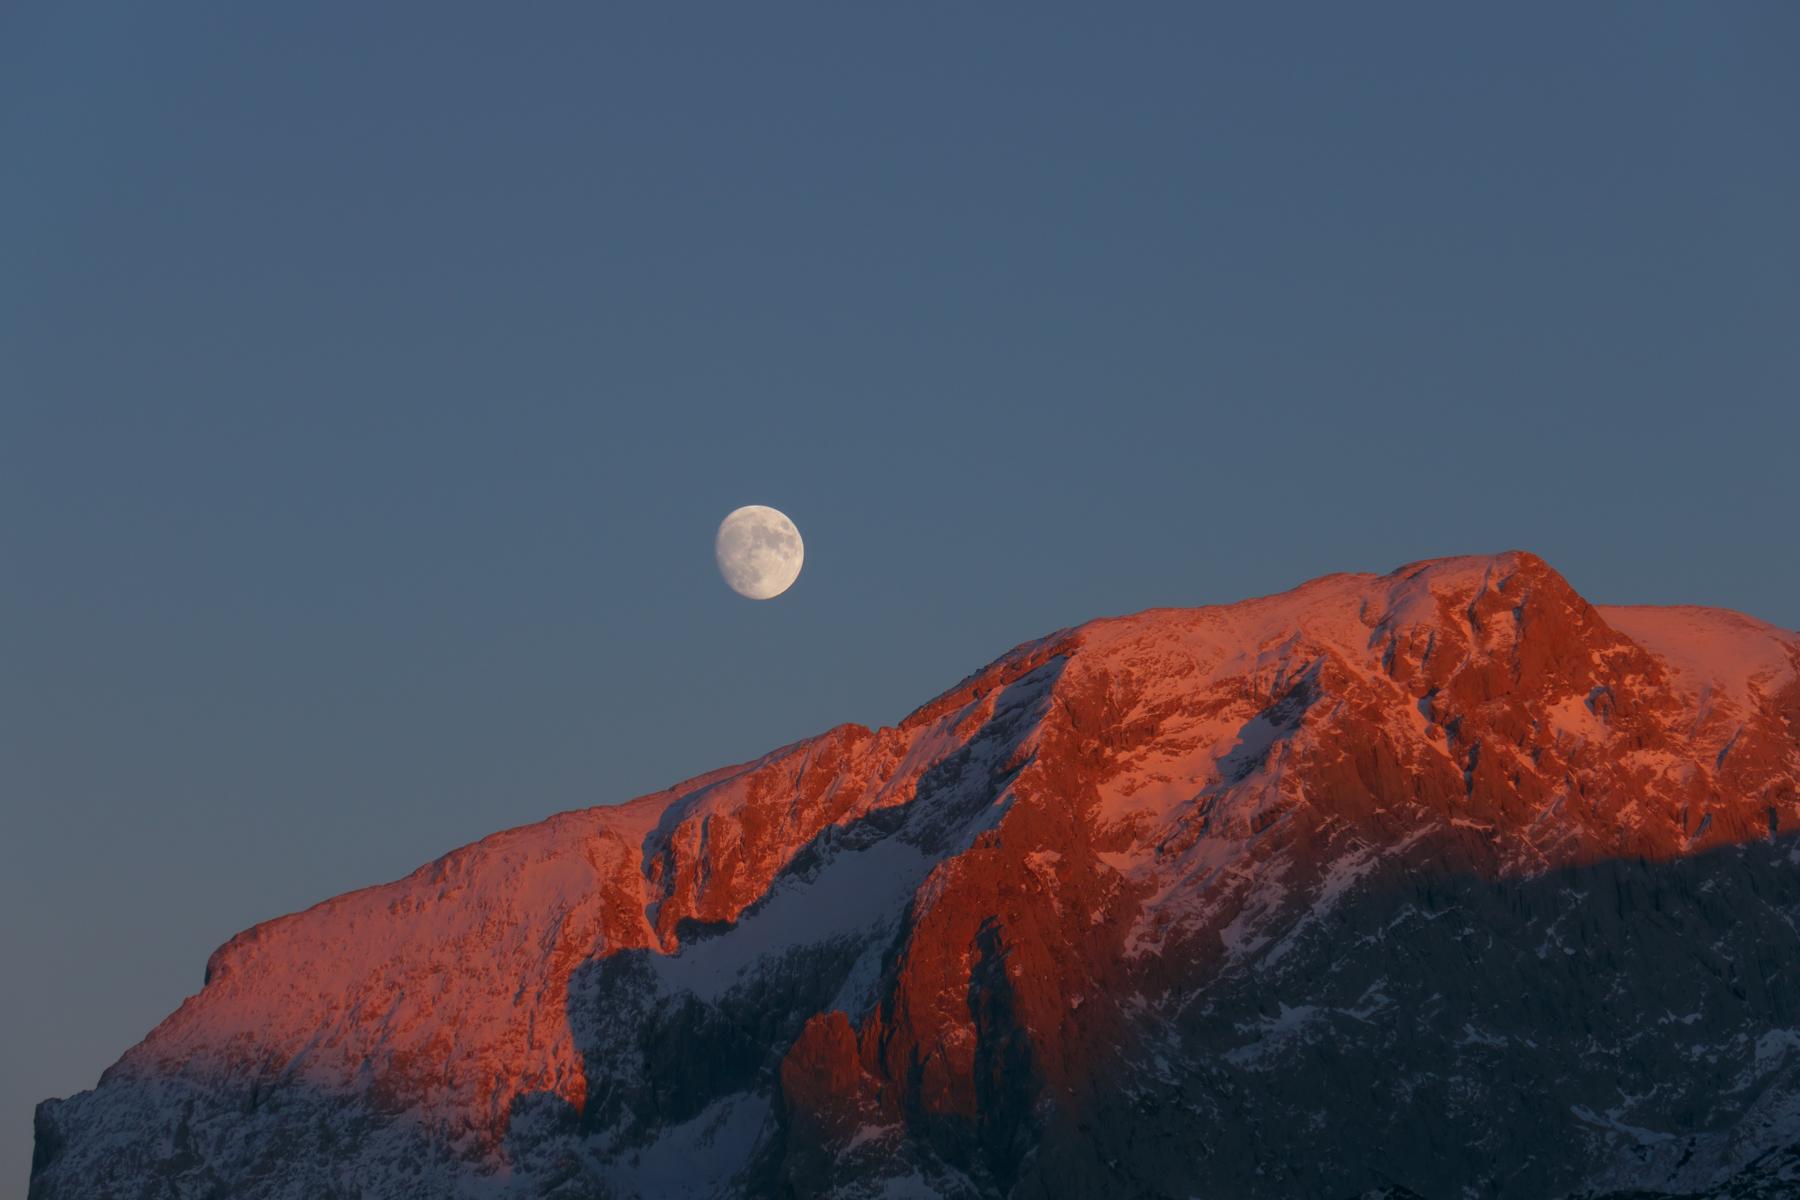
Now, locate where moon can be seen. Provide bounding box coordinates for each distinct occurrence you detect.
[715,505,804,600]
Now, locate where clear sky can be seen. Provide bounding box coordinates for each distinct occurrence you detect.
[3,3,1797,1188]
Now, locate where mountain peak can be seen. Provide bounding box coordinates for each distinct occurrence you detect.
[32,553,1800,1200]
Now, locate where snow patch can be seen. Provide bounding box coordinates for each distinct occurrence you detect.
[609,1092,771,1198]
[651,839,933,1002]
[1600,604,1798,707]
[1225,1004,1324,1067]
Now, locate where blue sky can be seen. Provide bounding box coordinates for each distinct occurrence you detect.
[3,3,1797,1187]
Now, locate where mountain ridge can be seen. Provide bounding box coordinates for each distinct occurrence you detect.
[32,551,1800,1199]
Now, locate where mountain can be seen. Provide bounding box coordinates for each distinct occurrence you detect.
[30,552,1800,1200]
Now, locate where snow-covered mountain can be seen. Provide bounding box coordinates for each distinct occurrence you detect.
[32,552,1800,1199]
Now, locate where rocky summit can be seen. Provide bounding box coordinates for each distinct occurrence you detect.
[31,552,1800,1199]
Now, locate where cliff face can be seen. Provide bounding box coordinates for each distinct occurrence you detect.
[32,552,1800,1199]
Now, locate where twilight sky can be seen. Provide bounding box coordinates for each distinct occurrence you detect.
[3,3,1798,1187]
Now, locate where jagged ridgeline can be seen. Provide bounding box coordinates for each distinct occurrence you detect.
[32,553,1800,1199]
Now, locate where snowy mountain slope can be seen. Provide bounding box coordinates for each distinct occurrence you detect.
[31,552,1800,1199]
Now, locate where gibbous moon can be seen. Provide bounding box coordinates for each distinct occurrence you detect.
[715,505,804,600]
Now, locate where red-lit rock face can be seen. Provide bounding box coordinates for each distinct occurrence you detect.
[32,552,1800,1200]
